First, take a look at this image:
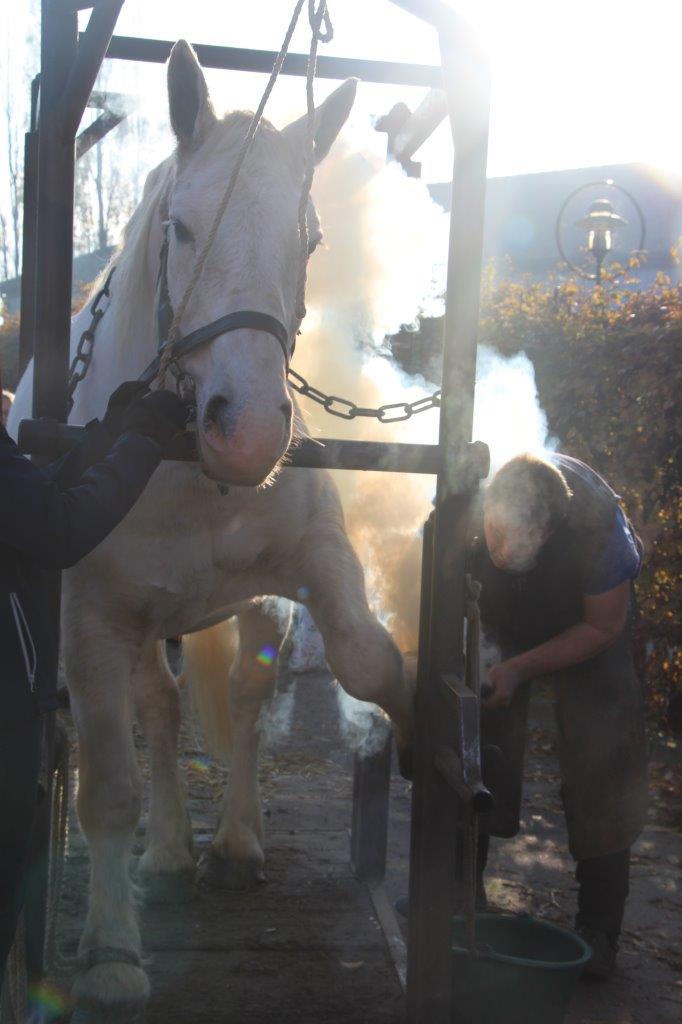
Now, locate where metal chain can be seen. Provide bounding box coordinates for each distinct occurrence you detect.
[66,268,441,423]
[67,265,115,410]
[288,368,441,421]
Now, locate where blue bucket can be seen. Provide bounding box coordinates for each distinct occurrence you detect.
[452,913,591,1024]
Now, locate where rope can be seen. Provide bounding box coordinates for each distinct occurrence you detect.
[158,0,331,386]
[294,1,333,323]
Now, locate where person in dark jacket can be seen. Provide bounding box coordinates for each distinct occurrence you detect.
[473,452,648,979]
[0,381,189,992]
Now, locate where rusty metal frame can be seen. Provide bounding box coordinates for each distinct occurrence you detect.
[18,2,492,1019]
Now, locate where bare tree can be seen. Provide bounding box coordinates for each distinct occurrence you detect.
[0,211,9,280]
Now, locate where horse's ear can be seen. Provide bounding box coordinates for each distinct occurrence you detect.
[282,78,357,165]
[167,40,216,149]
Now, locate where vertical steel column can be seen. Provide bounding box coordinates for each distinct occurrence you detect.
[406,13,490,1023]
[32,1,79,422]
[350,725,393,883]
[19,75,41,376]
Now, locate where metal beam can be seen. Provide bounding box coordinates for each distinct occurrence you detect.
[17,418,491,478]
[76,108,125,158]
[406,12,491,1023]
[101,34,442,88]
[61,0,124,139]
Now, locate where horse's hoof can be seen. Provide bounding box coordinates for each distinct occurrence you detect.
[137,867,196,905]
[198,849,266,890]
[71,962,149,1024]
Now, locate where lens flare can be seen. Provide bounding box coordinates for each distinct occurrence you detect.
[256,645,277,666]
[28,979,72,1020]
[188,755,210,774]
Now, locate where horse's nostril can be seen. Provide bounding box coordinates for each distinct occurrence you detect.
[280,401,293,428]
[204,395,229,429]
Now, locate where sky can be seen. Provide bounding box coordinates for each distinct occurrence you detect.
[2,0,681,187]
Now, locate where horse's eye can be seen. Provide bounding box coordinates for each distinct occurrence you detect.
[308,232,322,256]
[172,217,193,244]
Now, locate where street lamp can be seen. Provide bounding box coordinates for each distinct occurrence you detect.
[573,198,629,282]
[555,180,646,284]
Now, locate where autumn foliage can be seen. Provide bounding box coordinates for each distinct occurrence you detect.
[477,258,682,723]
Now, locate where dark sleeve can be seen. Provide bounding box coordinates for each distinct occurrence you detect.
[0,425,161,569]
[43,419,116,489]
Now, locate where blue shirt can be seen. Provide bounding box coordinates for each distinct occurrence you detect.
[552,454,641,595]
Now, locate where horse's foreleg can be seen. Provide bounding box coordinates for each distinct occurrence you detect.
[298,521,415,752]
[199,603,288,890]
[65,627,149,1018]
[134,641,195,901]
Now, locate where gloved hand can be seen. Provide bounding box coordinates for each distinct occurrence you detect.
[102,381,151,437]
[121,389,190,448]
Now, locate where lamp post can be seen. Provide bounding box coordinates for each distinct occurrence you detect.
[573,198,628,282]
[555,180,646,284]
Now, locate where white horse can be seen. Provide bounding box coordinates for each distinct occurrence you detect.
[9,41,414,1018]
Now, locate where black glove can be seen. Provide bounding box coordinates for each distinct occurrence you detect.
[103,381,151,437]
[121,389,190,448]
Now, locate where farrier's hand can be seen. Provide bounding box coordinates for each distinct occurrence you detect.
[122,389,190,448]
[103,381,151,437]
[481,659,523,711]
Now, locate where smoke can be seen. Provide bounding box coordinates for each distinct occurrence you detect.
[296,139,554,661]
[473,348,556,478]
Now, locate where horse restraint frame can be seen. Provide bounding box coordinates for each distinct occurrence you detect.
[15,2,492,1021]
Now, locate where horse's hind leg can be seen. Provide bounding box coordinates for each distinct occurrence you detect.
[64,621,149,1019]
[134,640,195,902]
[199,602,288,890]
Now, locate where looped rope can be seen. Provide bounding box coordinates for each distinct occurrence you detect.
[309,0,333,43]
[294,0,330,325]
[158,0,328,386]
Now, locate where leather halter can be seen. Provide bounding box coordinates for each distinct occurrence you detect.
[139,221,293,387]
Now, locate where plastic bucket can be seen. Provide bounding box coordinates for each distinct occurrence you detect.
[451,913,591,1024]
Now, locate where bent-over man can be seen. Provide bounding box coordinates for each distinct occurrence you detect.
[473,452,647,978]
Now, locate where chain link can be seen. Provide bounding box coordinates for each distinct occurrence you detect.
[67,266,115,409]
[288,368,441,421]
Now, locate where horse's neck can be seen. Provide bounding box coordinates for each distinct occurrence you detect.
[70,262,157,425]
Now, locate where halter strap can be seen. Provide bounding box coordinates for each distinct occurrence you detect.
[140,310,291,385]
[140,221,292,386]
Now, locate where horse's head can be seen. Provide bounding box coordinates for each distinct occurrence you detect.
[162,40,356,486]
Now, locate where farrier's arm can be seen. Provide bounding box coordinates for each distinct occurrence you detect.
[482,581,630,710]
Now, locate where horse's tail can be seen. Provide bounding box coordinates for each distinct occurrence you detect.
[181,620,239,762]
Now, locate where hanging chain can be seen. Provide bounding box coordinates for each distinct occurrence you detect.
[288,368,441,421]
[67,265,115,410]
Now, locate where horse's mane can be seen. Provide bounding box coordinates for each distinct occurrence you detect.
[87,153,174,357]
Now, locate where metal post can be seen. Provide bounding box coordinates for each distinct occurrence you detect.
[406,10,491,1023]
[18,76,40,376]
[350,724,393,883]
[32,1,79,423]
